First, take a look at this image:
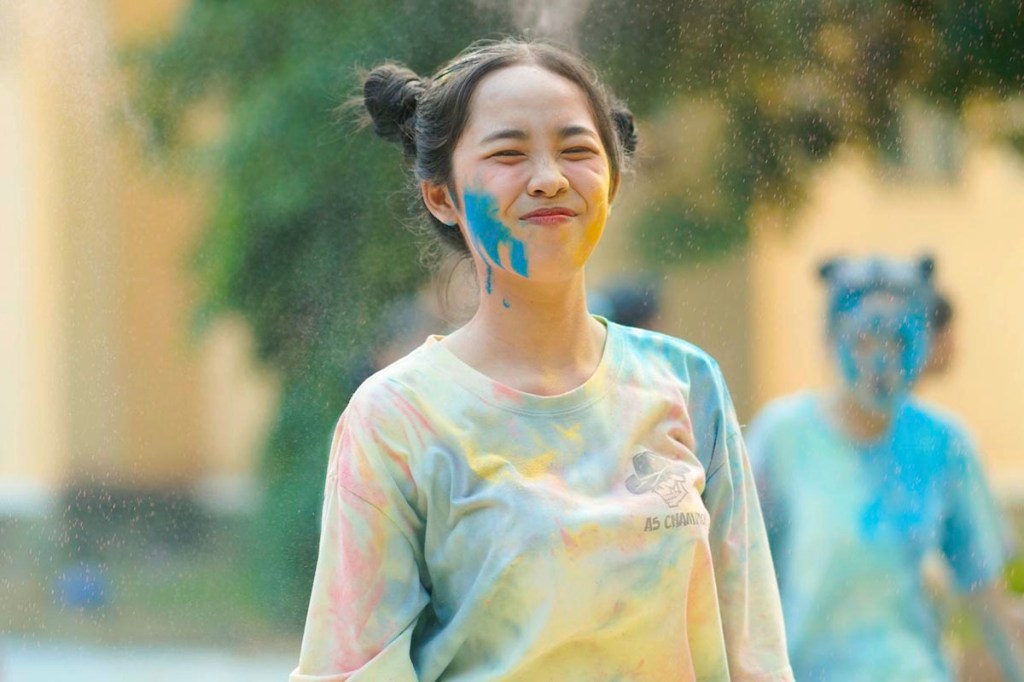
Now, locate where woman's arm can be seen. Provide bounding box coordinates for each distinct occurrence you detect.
[696,361,793,681]
[965,580,1024,682]
[291,485,428,681]
[290,400,429,682]
[941,425,1021,681]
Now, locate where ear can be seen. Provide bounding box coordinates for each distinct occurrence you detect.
[421,180,459,226]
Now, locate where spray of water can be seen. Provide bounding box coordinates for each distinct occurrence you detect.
[476,0,593,46]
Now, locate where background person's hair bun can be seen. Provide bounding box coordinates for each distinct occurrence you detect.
[817,257,840,282]
[363,62,425,155]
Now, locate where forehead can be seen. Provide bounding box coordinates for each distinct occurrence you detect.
[463,64,598,139]
[839,292,915,331]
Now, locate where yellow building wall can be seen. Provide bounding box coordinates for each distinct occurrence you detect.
[0,1,68,511]
[1,0,277,510]
[751,146,1024,494]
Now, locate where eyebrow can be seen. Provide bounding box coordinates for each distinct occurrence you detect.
[479,125,600,145]
[558,125,599,141]
[480,128,527,144]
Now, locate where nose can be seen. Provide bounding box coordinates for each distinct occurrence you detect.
[527,157,569,197]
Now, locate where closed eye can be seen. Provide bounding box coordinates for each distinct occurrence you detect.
[563,146,598,157]
[489,150,525,159]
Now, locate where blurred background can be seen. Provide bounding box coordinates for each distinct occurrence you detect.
[2,0,1023,679]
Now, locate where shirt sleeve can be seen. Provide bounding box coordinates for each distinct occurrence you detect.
[697,362,794,681]
[290,393,429,682]
[941,426,1010,593]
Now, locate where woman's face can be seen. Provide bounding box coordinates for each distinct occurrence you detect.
[427,64,616,290]
[832,292,931,414]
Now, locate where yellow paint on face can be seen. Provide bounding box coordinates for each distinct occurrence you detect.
[573,202,608,268]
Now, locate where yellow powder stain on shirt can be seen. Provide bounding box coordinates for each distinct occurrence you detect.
[465,451,511,482]
[555,423,583,443]
[463,444,556,482]
[518,450,557,478]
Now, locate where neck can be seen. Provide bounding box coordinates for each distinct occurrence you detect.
[827,389,893,442]
[442,268,605,395]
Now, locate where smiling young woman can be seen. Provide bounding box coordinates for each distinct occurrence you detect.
[290,39,792,682]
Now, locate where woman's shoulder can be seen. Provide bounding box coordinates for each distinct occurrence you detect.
[752,392,819,426]
[611,322,722,379]
[898,398,977,455]
[345,341,442,419]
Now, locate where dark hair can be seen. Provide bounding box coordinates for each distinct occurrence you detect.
[362,38,638,258]
[599,275,662,328]
[816,254,936,336]
[930,293,953,332]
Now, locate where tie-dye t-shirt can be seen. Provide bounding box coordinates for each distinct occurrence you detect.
[746,392,1009,682]
[291,320,792,682]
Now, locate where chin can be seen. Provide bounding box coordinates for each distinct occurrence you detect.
[853,389,909,416]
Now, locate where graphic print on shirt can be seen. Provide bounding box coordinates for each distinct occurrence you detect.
[626,450,690,507]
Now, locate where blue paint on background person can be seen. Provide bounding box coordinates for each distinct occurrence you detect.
[746,255,1023,681]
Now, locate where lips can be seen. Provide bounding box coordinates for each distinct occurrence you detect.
[519,207,578,221]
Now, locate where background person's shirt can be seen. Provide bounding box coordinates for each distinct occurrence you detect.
[747,392,1009,682]
[291,320,792,681]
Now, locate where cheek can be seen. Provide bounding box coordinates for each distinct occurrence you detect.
[836,341,862,384]
[570,166,613,260]
[577,163,613,200]
[463,189,530,278]
[571,200,608,266]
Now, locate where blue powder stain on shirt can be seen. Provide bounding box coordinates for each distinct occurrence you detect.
[464,190,529,278]
[858,407,943,542]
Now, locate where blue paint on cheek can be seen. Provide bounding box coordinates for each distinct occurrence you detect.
[898,312,930,380]
[485,263,493,295]
[502,298,511,309]
[464,190,529,278]
[837,337,860,385]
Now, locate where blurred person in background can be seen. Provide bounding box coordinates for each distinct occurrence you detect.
[291,38,792,681]
[589,274,663,331]
[347,290,453,390]
[746,255,1023,681]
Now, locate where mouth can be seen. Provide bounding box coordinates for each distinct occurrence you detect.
[519,207,578,224]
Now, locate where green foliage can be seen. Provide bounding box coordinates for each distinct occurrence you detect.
[1008,552,1024,595]
[587,0,1024,258]
[133,0,514,622]
[133,0,1024,623]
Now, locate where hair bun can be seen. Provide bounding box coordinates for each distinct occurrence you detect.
[918,254,936,280]
[363,63,424,154]
[611,104,638,157]
[817,258,840,281]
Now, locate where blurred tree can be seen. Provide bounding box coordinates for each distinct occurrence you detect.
[132,0,513,623]
[584,0,1024,261]
[133,0,1023,623]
